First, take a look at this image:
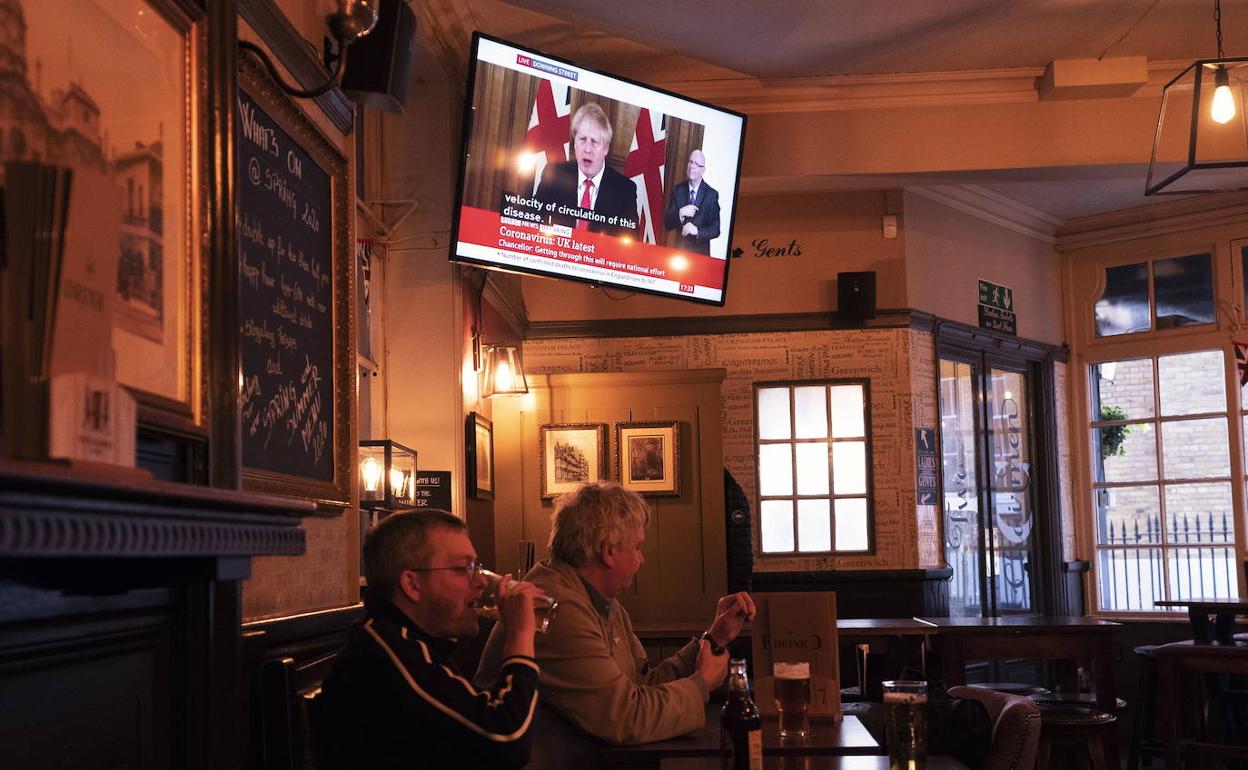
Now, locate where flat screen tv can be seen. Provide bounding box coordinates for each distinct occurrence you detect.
[449,33,746,306]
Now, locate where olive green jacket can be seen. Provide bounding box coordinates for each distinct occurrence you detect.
[474,559,709,769]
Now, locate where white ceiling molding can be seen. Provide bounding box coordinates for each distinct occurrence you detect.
[1056,191,1248,251]
[908,185,1061,244]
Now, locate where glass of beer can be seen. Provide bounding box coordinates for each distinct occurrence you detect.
[773,662,811,738]
[474,568,560,633]
[882,680,928,770]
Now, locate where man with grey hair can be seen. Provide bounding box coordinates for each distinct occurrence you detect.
[318,509,542,769]
[533,102,639,237]
[475,482,755,769]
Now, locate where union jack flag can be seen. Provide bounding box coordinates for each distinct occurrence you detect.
[521,80,571,194]
[623,108,666,244]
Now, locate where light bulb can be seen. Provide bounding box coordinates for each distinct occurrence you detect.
[1213,68,1236,124]
[390,467,408,499]
[361,456,382,492]
[494,360,514,392]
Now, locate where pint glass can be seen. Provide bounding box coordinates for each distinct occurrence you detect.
[474,568,560,633]
[772,662,811,738]
[882,680,927,770]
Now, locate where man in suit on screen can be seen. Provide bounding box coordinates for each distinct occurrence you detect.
[663,149,720,255]
[534,103,638,237]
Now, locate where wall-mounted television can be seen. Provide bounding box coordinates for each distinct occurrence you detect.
[449,33,746,306]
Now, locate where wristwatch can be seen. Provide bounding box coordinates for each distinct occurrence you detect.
[698,631,727,656]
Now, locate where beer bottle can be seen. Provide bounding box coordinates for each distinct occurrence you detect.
[720,658,762,770]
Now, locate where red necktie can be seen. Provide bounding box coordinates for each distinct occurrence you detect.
[577,179,592,230]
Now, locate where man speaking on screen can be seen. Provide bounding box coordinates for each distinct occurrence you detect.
[534,102,638,238]
[663,149,720,255]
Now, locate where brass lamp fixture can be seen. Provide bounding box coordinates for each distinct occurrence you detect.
[239,0,379,99]
[481,344,529,398]
[1147,0,1248,195]
[358,439,417,511]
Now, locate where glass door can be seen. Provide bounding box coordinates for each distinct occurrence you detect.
[939,358,984,616]
[986,367,1037,613]
[938,355,1041,616]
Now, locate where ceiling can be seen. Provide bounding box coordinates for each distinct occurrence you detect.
[436,0,1248,224]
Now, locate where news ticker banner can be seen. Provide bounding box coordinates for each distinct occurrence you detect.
[456,204,728,302]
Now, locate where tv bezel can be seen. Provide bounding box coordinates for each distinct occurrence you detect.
[447,31,747,308]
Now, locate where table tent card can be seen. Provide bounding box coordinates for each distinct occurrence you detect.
[750,592,842,721]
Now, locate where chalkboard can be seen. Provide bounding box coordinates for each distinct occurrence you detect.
[237,88,334,483]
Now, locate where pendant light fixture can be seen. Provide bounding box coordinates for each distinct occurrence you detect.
[1146,0,1248,195]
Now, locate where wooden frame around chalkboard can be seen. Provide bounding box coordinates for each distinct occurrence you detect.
[237,56,354,512]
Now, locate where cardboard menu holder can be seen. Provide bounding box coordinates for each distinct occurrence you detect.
[750,592,841,721]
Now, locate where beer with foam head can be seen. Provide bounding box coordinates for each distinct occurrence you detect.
[773,662,811,738]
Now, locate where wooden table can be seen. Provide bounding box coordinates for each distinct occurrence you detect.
[1155,597,1248,644]
[661,756,968,770]
[837,618,937,694]
[921,615,1122,770]
[599,705,879,769]
[919,616,1121,709]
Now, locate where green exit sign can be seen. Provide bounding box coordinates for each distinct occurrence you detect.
[978,279,1014,312]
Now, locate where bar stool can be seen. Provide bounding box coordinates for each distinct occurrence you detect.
[1124,644,1164,770]
[1035,702,1117,770]
[1155,640,1248,770]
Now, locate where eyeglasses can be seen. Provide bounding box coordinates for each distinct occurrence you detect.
[408,560,480,580]
[688,160,705,168]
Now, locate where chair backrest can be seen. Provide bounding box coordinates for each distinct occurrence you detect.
[258,652,340,770]
[949,685,1043,770]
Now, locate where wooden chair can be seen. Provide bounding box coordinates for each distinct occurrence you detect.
[257,652,339,770]
[1154,640,1248,770]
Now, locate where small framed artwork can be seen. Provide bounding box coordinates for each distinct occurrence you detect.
[467,412,494,500]
[539,423,608,500]
[616,421,680,496]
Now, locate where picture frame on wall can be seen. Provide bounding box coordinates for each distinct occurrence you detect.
[539,423,608,500]
[467,412,494,500]
[4,0,209,425]
[615,421,680,496]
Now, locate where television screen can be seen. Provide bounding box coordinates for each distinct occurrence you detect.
[449,33,746,306]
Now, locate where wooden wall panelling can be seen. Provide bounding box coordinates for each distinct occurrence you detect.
[492,369,727,625]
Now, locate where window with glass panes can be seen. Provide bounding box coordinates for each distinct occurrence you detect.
[755,381,872,553]
[1090,351,1238,609]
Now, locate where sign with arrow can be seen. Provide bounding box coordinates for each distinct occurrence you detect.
[915,428,938,505]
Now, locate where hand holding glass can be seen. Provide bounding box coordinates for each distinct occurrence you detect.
[474,568,559,634]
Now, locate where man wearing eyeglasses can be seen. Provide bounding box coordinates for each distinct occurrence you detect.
[317,509,542,769]
[663,149,720,255]
[533,102,639,237]
[474,482,755,769]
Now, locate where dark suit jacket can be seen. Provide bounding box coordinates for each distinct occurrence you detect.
[534,161,638,237]
[663,180,720,255]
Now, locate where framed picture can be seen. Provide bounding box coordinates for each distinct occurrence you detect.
[5,0,208,424]
[539,423,608,500]
[615,421,681,496]
[237,54,353,509]
[467,412,494,500]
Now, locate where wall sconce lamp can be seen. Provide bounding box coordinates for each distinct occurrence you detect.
[481,344,529,398]
[359,439,417,511]
[240,0,379,99]
[1147,0,1248,194]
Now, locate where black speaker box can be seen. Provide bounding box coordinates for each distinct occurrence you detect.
[342,0,417,114]
[838,271,877,320]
